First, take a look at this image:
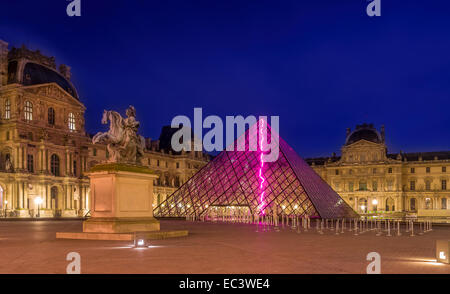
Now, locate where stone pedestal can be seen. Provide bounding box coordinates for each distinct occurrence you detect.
[83,164,160,233]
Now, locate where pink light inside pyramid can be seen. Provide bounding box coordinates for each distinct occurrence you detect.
[257,118,267,215]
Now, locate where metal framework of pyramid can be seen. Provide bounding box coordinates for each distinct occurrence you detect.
[154,120,358,219]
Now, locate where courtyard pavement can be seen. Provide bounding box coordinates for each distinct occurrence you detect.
[0,220,448,274]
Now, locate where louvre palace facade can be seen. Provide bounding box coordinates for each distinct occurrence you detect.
[0,40,208,218]
[306,124,450,217]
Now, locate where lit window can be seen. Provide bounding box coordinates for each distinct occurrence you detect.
[426,167,430,173]
[388,167,393,174]
[335,169,339,175]
[68,113,76,131]
[372,181,378,191]
[425,180,431,191]
[410,167,415,174]
[348,182,354,192]
[4,99,10,119]
[443,166,447,173]
[24,101,33,121]
[442,180,447,191]
[48,107,55,125]
[176,162,180,169]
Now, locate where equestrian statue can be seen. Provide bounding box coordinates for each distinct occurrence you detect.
[92,105,145,165]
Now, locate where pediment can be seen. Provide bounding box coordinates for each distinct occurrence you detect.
[23,83,84,108]
[344,139,384,149]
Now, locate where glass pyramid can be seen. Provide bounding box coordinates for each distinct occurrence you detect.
[154,119,358,219]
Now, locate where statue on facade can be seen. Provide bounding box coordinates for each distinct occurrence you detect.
[92,106,145,165]
[5,156,13,172]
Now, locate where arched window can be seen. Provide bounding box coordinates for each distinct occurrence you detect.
[24,101,33,121]
[50,154,60,176]
[68,112,76,131]
[410,198,416,211]
[48,107,55,125]
[4,99,10,119]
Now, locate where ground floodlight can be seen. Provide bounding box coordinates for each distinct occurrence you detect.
[134,232,148,248]
[436,240,449,264]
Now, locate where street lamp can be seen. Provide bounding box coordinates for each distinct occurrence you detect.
[34,197,43,218]
[360,205,366,213]
[372,199,378,211]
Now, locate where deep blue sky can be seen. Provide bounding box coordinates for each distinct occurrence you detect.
[1,0,450,157]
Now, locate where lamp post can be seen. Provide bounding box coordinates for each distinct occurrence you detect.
[372,199,378,212]
[34,197,43,218]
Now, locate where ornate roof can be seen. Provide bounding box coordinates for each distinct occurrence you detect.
[345,123,383,145]
[6,45,78,100]
[22,62,78,99]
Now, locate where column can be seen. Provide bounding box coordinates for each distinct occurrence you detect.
[79,185,83,210]
[45,184,49,209]
[22,182,27,209]
[15,146,19,170]
[15,181,20,209]
[69,153,73,176]
[38,149,42,172]
[63,186,67,209]
[45,150,49,172]
[24,145,27,171]
[70,185,74,209]
[21,146,24,169]
[65,150,69,176]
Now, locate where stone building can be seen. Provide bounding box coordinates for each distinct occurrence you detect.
[0,40,208,218]
[306,123,450,217]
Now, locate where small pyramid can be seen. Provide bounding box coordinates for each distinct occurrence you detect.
[154,119,358,219]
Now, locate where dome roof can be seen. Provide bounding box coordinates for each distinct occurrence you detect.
[345,124,382,145]
[22,62,78,99]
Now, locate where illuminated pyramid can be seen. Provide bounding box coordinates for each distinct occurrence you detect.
[154,120,358,219]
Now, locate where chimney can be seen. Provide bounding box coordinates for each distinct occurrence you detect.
[59,64,72,80]
[0,40,9,86]
[381,125,385,142]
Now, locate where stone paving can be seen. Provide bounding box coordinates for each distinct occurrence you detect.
[0,220,448,274]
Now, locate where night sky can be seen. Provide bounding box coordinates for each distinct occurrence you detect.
[1,0,450,157]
